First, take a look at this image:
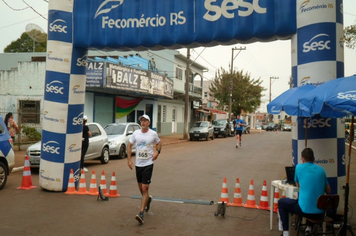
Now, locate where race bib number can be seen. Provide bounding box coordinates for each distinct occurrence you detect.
[138,149,149,159]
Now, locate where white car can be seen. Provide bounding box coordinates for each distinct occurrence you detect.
[104,123,141,159]
[26,122,110,167]
[189,121,214,141]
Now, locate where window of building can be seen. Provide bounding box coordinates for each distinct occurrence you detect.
[163,105,166,122]
[204,92,208,98]
[20,100,40,124]
[176,67,183,80]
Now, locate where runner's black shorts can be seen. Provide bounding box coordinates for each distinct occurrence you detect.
[236,130,242,136]
[136,164,154,185]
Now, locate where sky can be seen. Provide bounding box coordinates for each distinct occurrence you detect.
[1,0,355,112]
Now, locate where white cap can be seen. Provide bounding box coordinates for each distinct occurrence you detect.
[139,114,150,122]
[83,115,88,120]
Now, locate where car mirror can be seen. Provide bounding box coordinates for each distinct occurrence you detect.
[127,131,133,136]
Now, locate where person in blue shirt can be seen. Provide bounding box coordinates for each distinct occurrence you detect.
[278,148,331,236]
[234,114,245,148]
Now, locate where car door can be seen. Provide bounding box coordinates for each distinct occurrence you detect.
[86,124,102,160]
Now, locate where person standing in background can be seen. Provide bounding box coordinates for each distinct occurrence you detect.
[80,116,91,173]
[5,112,21,142]
[234,114,245,148]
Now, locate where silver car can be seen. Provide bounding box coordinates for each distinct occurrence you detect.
[104,123,141,159]
[189,121,214,141]
[26,122,110,167]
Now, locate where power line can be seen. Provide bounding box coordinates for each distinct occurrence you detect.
[22,0,47,20]
[2,0,29,10]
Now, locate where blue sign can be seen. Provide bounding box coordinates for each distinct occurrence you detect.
[73,0,296,49]
[48,10,73,43]
[44,71,70,104]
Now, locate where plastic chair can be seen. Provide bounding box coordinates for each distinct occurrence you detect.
[296,194,339,236]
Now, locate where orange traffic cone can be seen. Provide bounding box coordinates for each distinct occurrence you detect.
[65,169,77,194]
[258,180,270,210]
[244,179,258,209]
[17,155,37,190]
[219,177,231,205]
[231,178,244,207]
[87,170,99,196]
[76,169,89,195]
[273,187,280,213]
[99,170,109,196]
[281,190,286,198]
[108,172,120,197]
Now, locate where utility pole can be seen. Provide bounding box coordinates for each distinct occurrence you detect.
[269,76,279,122]
[229,46,246,123]
[183,48,190,140]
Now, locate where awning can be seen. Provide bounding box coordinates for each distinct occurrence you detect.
[205,108,227,114]
[197,109,210,114]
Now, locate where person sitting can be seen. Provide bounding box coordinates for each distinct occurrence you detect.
[278,148,331,236]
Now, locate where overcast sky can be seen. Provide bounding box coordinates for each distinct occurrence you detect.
[1,0,355,112]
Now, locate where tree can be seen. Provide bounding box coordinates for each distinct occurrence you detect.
[209,67,265,115]
[4,31,47,53]
[344,24,356,49]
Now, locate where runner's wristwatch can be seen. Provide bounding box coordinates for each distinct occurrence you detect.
[157,149,161,154]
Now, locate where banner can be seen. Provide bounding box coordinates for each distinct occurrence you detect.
[86,61,104,87]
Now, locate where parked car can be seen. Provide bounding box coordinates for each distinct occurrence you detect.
[345,122,356,143]
[213,119,230,138]
[104,123,141,159]
[262,124,268,130]
[243,123,251,134]
[26,122,110,167]
[283,124,292,132]
[266,122,278,131]
[189,121,214,141]
[255,125,262,130]
[0,116,15,190]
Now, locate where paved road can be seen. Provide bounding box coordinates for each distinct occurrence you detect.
[2,131,355,236]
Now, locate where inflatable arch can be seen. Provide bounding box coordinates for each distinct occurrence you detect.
[42,0,345,208]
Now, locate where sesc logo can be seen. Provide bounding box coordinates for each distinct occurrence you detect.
[303,33,331,53]
[203,0,267,21]
[42,141,61,154]
[76,54,88,67]
[46,80,65,94]
[95,0,124,19]
[49,19,68,33]
[337,91,356,101]
[72,112,84,126]
[303,118,331,129]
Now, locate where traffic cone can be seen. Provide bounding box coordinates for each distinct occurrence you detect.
[76,169,89,195]
[99,170,109,196]
[87,170,99,196]
[231,178,244,207]
[17,155,37,190]
[108,172,120,197]
[218,177,231,205]
[65,169,77,194]
[273,187,280,213]
[258,180,270,210]
[244,179,258,209]
[281,190,286,198]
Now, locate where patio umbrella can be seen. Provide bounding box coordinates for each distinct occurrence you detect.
[299,75,356,236]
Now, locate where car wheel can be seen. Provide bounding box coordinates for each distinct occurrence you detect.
[211,134,214,140]
[0,162,8,190]
[100,146,110,164]
[206,134,209,141]
[118,144,126,159]
[248,129,250,134]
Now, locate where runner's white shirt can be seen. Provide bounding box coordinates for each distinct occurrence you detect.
[129,129,160,167]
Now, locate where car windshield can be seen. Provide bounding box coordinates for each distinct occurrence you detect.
[269,123,275,126]
[193,122,208,128]
[213,120,226,126]
[104,124,126,135]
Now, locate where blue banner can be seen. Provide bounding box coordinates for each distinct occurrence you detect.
[73,0,296,49]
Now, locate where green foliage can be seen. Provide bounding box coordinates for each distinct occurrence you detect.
[21,125,41,141]
[209,67,265,115]
[344,24,356,49]
[4,31,47,53]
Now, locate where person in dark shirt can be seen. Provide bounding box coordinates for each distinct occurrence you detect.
[80,116,91,173]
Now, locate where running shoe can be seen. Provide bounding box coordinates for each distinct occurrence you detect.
[135,211,144,224]
[145,195,153,212]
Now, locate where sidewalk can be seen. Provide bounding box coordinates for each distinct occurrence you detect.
[12,133,188,171]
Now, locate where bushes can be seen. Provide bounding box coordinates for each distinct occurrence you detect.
[21,125,41,141]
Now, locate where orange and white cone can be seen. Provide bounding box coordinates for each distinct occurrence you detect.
[244,179,258,209]
[17,155,37,190]
[65,169,77,194]
[76,169,89,195]
[273,187,280,213]
[231,178,244,207]
[218,177,231,205]
[108,172,120,197]
[258,180,270,210]
[87,170,99,196]
[99,170,109,196]
[281,190,286,198]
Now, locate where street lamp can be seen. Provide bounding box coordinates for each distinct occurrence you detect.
[269,76,279,122]
[228,46,246,123]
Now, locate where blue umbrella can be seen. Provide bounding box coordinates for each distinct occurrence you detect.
[299,76,356,118]
[267,84,316,116]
